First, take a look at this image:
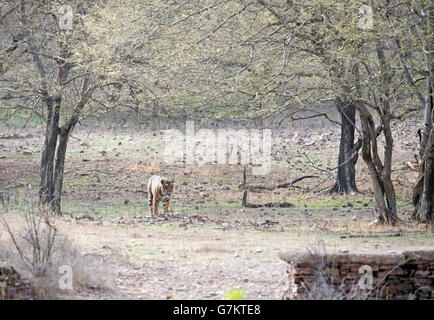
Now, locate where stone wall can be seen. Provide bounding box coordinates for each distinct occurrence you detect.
[279,250,434,300]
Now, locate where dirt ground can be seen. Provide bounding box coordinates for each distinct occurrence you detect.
[0,115,433,299]
[1,212,433,300]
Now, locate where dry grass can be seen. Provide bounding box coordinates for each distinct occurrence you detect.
[295,241,373,300]
[0,195,116,299]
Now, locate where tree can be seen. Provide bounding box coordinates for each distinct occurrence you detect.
[0,0,167,213]
[12,1,100,213]
[380,0,433,223]
[410,1,433,222]
[163,0,423,224]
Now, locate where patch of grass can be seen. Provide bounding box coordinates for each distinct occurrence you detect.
[289,194,374,209]
[224,288,247,300]
[0,109,44,127]
[0,180,8,190]
[61,199,145,217]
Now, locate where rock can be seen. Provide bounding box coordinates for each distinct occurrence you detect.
[0,266,34,299]
[0,266,19,280]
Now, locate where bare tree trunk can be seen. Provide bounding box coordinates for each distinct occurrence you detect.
[329,98,358,194]
[356,102,398,225]
[39,95,61,210]
[376,40,398,224]
[51,127,73,214]
[412,2,434,222]
[413,122,434,222]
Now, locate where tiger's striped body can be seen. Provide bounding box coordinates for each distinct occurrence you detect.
[147,175,173,216]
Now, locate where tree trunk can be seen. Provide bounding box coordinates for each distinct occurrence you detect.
[412,2,434,223]
[38,79,95,214]
[356,101,398,225]
[51,127,73,214]
[39,95,61,210]
[329,98,358,194]
[412,124,434,222]
[39,118,75,215]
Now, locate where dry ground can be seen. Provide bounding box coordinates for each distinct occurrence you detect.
[1,212,433,299]
[0,115,433,299]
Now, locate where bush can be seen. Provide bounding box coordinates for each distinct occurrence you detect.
[0,193,113,299]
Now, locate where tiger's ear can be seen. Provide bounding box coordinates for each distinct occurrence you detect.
[160,178,166,184]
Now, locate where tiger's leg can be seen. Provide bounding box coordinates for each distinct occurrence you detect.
[163,199,170,214]
[153,198,159,216]
[148,193,153,216]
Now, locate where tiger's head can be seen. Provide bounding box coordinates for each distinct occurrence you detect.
[160,179,174,197]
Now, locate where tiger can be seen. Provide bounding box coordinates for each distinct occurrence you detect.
[147,175,174,216]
